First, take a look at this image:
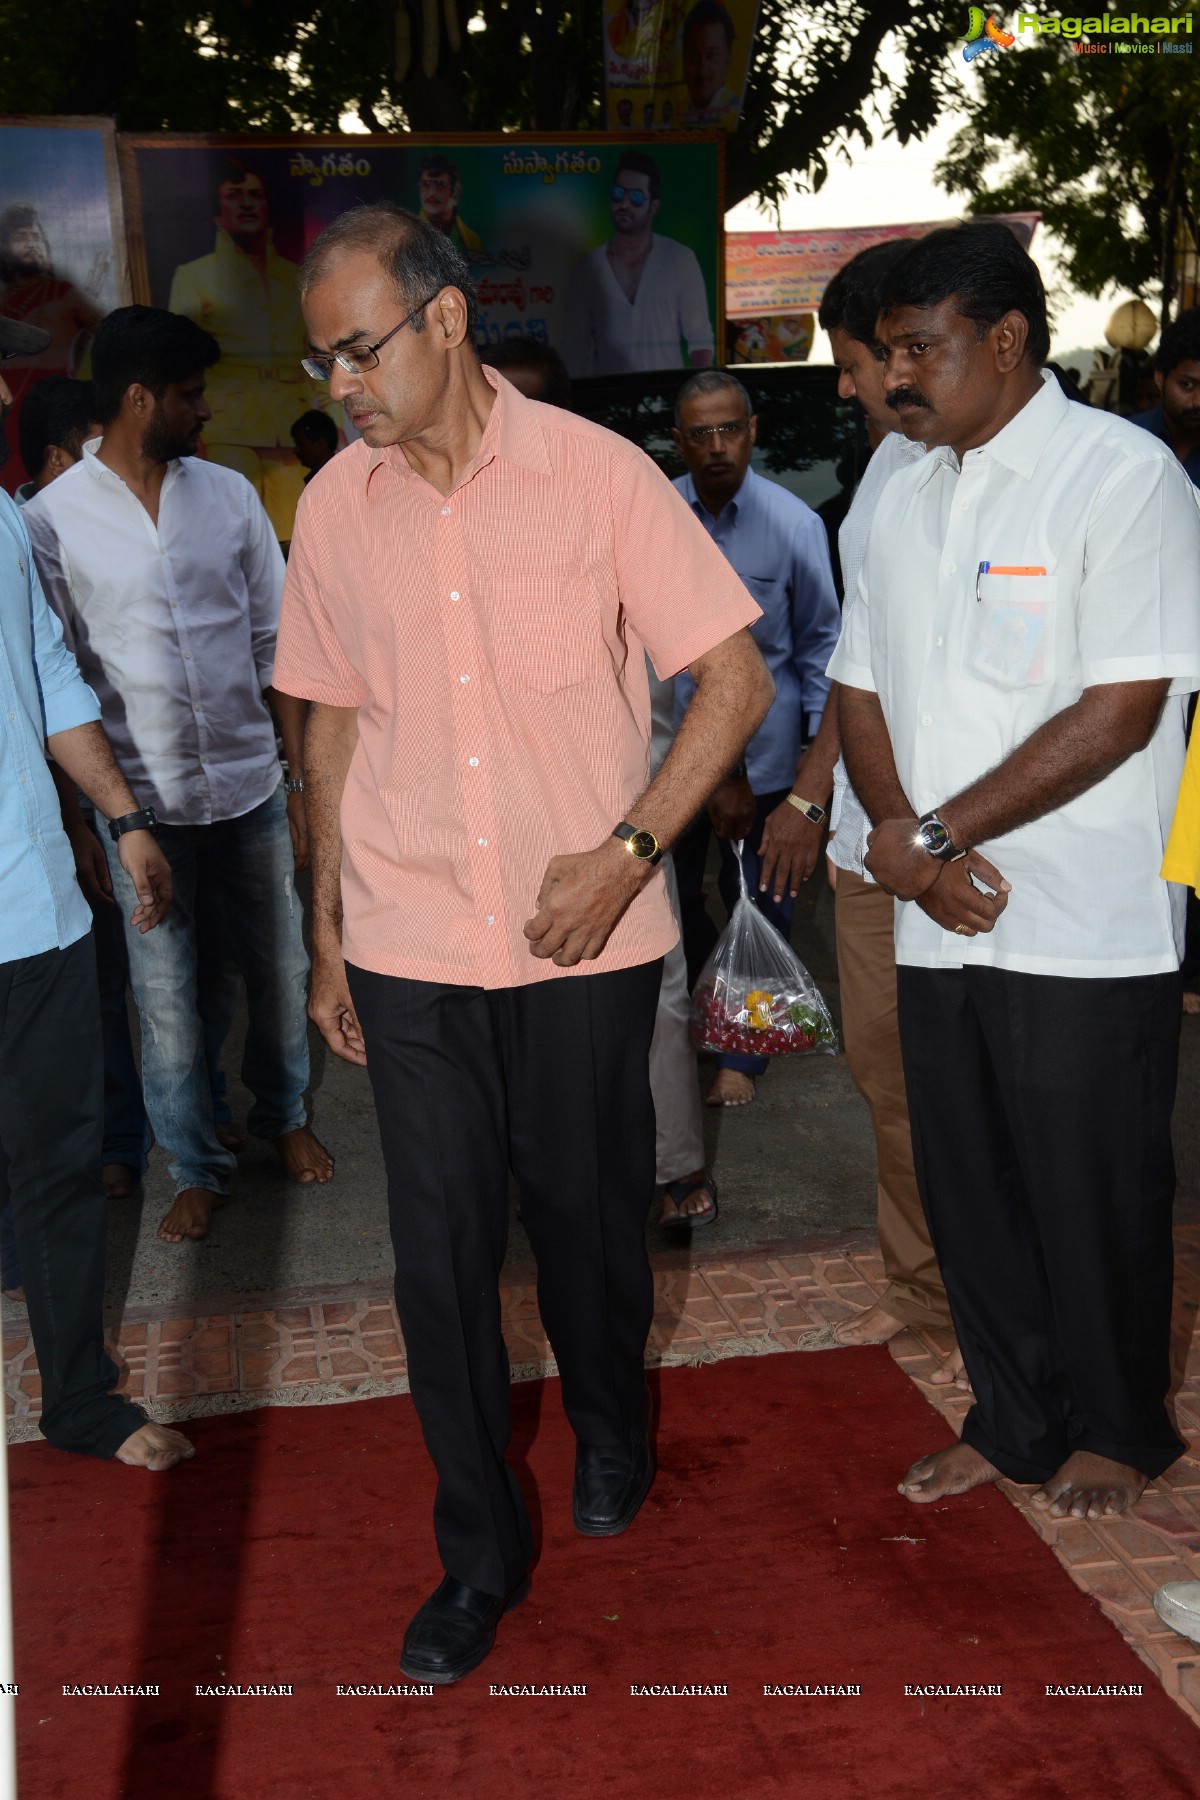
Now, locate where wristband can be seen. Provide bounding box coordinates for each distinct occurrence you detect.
[284,776,305,794]
[108,807,159,842]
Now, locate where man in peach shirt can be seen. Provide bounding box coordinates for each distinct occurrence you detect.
[275,203,772,1686]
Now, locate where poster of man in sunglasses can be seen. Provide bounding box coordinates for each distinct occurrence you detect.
[561,152,714,377]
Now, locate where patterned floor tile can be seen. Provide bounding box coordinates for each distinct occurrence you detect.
[3,1220,1198,1726]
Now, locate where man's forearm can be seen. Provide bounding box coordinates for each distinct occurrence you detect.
[266,687,308,781]
[792,683,841,806]
[837,686,912,825]
[938,679,1169,850]
[631,629,773,846]
[303,702,359,953]
[46,720,140,821]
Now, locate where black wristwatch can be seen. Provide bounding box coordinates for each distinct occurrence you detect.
[916,811,958,862]
[612,821,663,866]
[108,807,159,842]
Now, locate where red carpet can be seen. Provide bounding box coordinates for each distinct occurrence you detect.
[9,1350,1197,1799]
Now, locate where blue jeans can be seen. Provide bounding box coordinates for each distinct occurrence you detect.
[102,785,311,1196]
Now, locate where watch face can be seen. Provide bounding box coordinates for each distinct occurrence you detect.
[626,829,659,860]
[919,818,951,857]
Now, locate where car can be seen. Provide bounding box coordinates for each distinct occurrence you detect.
[570,362,868,589]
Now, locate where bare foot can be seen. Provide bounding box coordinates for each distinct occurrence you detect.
[928,1344,972,1391]
[1030,1450,1148,1520]
[275,1127,334,1185]
[215,1121,247,1152]
[114,1422,195,1471]
[660,1171,718,1227]
[832,1303,905,1346]
[101,1162,139,1200]
[898,1441,1002,1504]
[706,1069,756,1108]
[1183,991,1200,1015]
[157,1187,225,1244]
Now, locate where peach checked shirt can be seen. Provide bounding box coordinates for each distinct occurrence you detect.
[274,369,761,988]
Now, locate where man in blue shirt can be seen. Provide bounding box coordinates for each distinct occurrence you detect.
[671,370,841,1105]
[0,316,191,1469]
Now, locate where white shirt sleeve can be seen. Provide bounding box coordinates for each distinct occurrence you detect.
[1077,451,1200,693]
[240,486,287,691]
[827,564,877,693]
[678,247,715,363]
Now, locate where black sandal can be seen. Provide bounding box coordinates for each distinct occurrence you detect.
[659,1174,718,1230]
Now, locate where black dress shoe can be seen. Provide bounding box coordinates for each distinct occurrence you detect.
[399,1574,530,1685]
[573,1427,655,1537]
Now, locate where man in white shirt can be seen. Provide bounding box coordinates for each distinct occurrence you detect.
[562,153,714,378]
[815,243,961,1370]
[26,306,332,1247]
[831,223,1200,1519]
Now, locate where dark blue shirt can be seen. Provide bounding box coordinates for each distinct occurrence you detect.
[1130,405,1200,487]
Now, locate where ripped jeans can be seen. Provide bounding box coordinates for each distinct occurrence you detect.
[101,784,311,1197]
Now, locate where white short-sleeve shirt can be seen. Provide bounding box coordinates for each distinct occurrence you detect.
[828,373,1200,977]
[562,235,715,377]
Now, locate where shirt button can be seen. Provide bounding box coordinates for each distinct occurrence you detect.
[921,714,933,727]
[468,757,479,767]
[441,506,451,516]
[485,915,495,925]
[935,636,944,648]
[477,837,488,847]
[944,563,957,575]
[459,674,470,684]
[450,590,460,601]
[959,498,969,511]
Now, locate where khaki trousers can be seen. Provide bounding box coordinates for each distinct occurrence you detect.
[834,867,952,1330]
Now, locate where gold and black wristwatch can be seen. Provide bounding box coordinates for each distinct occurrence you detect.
[612,821,663,866]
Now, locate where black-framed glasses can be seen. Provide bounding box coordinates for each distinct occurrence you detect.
[610,185,649,207]
[684,419,751,445]
[301,290,441,382]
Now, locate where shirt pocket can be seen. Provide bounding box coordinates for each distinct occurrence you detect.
[487,581,607,695]
[969,573,1057,689]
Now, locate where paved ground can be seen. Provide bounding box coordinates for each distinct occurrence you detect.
[5,869,1200,1723]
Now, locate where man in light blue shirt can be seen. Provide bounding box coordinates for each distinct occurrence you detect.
[671,370,841,1104]
[0,319,190,1470]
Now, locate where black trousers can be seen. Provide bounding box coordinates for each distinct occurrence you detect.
[347,958,663,1597]
[896,964,1184,1483]
[0,935,145,1456]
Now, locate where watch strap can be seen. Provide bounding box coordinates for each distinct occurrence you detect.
[107,807,159,842]
[787,793,827,824]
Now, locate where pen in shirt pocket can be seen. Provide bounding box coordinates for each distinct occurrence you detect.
[975,561,1048,600]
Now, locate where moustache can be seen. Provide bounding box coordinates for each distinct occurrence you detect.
[886,387,931,412]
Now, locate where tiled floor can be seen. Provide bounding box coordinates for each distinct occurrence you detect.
[5,1223,1199,1724]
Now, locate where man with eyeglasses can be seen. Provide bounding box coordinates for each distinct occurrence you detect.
[26,305,332,1248]
[562,152,714,377]
[670,370,841,1107]
[276,202,772,1684]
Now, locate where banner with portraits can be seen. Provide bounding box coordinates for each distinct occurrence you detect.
[121,133,724,538]
[603,0,760,132]
[0,116,129,495]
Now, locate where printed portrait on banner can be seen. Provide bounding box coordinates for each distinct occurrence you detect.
[603,0,761,132]
[0,117,127,497]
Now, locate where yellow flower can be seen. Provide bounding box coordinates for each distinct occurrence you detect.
[745,989,775,1030]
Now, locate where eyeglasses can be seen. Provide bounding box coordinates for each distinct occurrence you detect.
[301,290,441,381]
[611,186,650,207]
[683,419,751,445]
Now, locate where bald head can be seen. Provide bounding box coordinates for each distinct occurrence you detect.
[300,202,478,336]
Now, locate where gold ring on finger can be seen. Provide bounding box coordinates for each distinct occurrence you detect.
[954,923,971,935]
